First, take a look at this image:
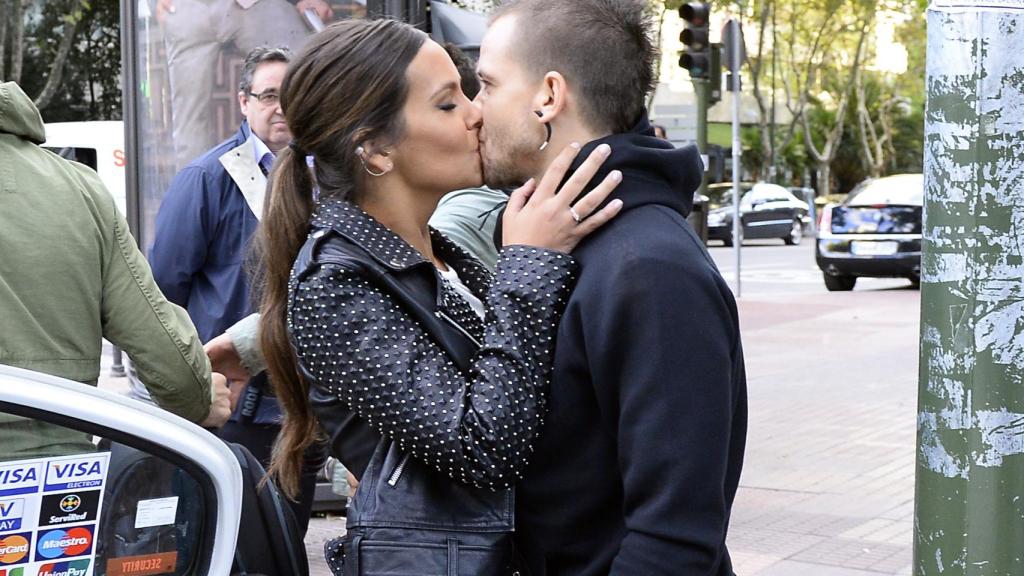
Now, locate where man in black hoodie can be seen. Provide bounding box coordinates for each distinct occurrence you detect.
[476,1,747,574]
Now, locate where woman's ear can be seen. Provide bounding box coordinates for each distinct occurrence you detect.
[356,141,394,176]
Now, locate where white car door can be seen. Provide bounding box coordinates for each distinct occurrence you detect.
[0,366,241,576]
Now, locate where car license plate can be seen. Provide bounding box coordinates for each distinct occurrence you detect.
[851,240,898,256]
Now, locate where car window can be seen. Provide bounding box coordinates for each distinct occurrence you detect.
[0,409,213,575]
[846,175,924,206]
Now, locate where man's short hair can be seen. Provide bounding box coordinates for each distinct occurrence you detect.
[238,46,292,95]
[443,43,481,100]
[493,0,657,135]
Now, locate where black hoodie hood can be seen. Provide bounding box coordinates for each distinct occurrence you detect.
[566,111,703,219]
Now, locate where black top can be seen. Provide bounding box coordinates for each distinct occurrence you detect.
[515,114,748,576]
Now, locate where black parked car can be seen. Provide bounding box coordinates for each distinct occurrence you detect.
[706,183,810,246]
[816,174,923,291]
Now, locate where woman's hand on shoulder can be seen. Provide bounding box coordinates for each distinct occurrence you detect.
[501,142,623,253]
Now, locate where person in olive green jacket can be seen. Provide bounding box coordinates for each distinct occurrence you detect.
[0,81,230,458]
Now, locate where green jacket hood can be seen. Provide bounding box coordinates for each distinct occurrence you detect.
[0,82,46,144]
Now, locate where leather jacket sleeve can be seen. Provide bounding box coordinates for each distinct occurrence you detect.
[289,245,577,490]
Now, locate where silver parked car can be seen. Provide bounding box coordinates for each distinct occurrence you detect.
[815,174,923,291]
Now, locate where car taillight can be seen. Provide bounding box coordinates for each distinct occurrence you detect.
[819,204,834,233]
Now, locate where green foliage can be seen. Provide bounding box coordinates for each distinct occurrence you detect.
[8,0,121,120]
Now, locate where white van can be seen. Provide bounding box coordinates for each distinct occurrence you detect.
[43,121,127,215]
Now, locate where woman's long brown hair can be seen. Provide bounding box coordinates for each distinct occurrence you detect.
[259,18,426,499]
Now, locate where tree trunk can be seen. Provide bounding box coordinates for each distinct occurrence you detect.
[0,0,8,81]
[817,160,832,196]
[33,5,84,111]
[10,0,24,83]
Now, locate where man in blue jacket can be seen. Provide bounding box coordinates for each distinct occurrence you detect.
[476,1,747,574]
[145,46,320,533]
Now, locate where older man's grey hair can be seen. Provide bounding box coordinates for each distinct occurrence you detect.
[238,46,292,95]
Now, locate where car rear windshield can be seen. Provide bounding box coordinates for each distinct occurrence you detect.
[846,175,923,206]
[830,205,922,234]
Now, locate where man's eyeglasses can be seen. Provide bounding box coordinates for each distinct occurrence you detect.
[248,90,280,105]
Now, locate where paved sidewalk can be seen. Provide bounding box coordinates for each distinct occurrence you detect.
[726,286,918,575]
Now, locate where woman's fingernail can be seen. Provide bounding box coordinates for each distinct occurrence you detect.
[611,170,622,181]
[598,144,611,155]
[611,199,624,209]
[570,142,581,150]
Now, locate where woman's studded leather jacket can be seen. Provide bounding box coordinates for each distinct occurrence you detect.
[288,199,579,491]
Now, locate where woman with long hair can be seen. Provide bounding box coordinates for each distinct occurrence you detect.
[259,18,621,574]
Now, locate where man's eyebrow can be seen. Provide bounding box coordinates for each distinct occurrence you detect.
[430,81,459,100]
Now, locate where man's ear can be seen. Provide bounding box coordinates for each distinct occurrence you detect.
[238,92,250,116]
[533,71,568,124]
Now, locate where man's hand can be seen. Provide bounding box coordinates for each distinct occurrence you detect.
[295,0,332,22]
[155,0,175,24]
[204,332,251,382]
[200,373,232,428]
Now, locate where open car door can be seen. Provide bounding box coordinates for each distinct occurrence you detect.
[0,366,241,576]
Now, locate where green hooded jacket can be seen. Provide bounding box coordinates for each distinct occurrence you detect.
[0,82,213,455]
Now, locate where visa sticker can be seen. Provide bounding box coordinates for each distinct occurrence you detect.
[0,499,24,532]
[0,532,31,565]
[34,526,93,561]
[44,456,107,491]
[36,559,90,576]
[0,463,40,497]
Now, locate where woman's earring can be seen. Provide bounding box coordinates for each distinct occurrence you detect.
[534,110,552,151]
[355,145,392,177]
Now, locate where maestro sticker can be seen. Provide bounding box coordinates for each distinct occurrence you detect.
[34,526,93,561]
[0,532,30,566]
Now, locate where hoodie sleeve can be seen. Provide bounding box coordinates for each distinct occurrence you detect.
[588,236,745,575]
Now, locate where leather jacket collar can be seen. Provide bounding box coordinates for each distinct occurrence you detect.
[310,198,491,291]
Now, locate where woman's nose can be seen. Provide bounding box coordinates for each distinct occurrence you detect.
[467,99,483,130]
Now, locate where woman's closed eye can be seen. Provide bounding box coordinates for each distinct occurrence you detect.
[438,103,457,112]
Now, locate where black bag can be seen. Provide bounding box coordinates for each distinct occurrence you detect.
[227,442,309,576]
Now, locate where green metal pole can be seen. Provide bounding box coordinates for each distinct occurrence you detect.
[916,2,1024,575]
[694,77,709,199]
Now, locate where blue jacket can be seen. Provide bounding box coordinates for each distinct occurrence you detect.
[150,122,259,343]
[149,122,280,424]
[514,115,748,575]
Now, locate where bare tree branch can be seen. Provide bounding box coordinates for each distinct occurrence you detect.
[34,3,85,110]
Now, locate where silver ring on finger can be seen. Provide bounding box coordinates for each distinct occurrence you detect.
[569,206,583,224]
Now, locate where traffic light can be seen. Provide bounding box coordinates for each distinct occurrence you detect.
[679,2,711,80]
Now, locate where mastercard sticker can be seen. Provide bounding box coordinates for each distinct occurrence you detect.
[0,532,30,566]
